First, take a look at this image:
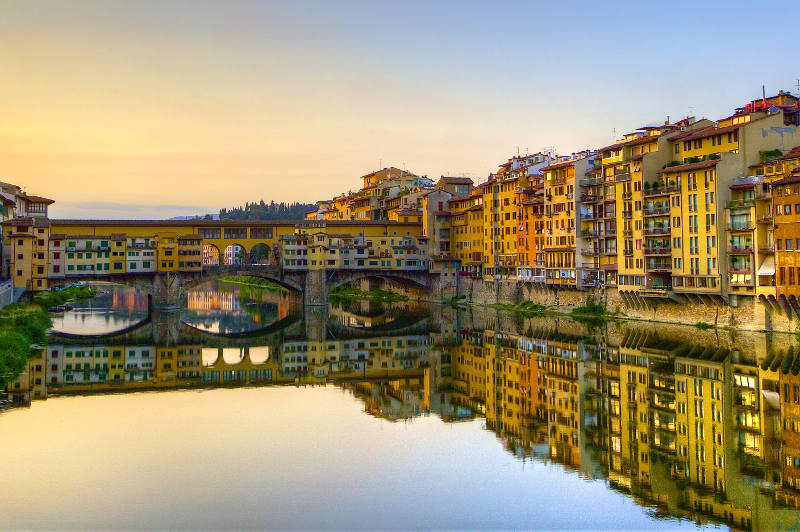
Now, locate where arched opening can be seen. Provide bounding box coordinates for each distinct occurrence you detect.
[203,244,220,266]
[249,243,270,265]
[223,244,247,266]
[248,346,270,364]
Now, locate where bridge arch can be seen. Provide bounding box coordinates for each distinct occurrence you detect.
[327,270,430,292]
[223,243,248,266]
[202,243,221,266]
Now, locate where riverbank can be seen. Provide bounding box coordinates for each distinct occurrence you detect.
[329,285,409,304]
[453,277,798,334]
[0,304,51,389]
[217,275,286,291]
[33,285,97,308]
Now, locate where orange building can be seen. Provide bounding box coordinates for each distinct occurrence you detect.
[773,173,800,301]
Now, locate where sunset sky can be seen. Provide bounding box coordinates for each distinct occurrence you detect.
[1,0,797,219]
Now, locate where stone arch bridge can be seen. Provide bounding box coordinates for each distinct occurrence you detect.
[61,265,436,309]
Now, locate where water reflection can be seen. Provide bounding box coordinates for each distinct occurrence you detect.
[49,282,149,335]
[8,308,800,530]
[181,279,293,334]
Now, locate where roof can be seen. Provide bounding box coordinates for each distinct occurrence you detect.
[438,176,474,185]
[541,159,577,172]
[21,194,55,204]
[670,124,738,143]
[779,146,800,161]
[660,159,719,174]
[770,175,800,186]
[598,133,662,153]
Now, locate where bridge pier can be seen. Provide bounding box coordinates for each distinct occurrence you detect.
[150,272,185,311]
[303,269,328,306]
[304,304,328,343]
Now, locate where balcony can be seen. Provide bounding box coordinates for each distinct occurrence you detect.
[644,247,671,256]
[614,173,631,183]
[582,213,598,221]
[643,227,670,236]
[622,229,633,237]
[623,248,633,256]
[728,245,753,254]
[728,223,754,232]
[622,191,632,200]
[757,215,772,225]
[622,210,632,219]
[581,230,598,239]
[727,199,755,209]
[643,206,669,217]
[580,194,598,203]
[581,249,599,257]
[730,265,753,274]
[759,245,774,254]
[643,185,680,197]
[646,261,671,273]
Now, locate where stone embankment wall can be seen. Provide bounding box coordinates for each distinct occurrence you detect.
[456,277,799,334]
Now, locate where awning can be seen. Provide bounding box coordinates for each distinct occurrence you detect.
[757,255,775,276]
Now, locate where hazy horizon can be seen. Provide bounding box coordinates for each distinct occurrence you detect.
[2,0,797,218]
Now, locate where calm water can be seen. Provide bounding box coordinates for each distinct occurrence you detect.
[5,282,800,530]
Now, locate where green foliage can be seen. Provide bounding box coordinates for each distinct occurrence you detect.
[33,285,97,308]
[217,275,286,292]
[571,294,606,317]
[708,153,720,160]
[663,160,681,168]
[219,200,317,221]
[0,304,52,388]
[759,149,783,163]
[491,300,547,316]
[329,284,408,303]
[685,156,702,164]
[695,321,711,330]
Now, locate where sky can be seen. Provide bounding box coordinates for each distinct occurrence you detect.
[1,0,797,219]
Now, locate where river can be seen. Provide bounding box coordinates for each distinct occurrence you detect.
[2,281,800,530]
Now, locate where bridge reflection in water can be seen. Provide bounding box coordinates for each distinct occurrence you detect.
[10,306,800,531]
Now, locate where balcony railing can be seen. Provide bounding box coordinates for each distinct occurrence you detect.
[759,246,774,254]
[643,184,681,197]
[645,262,671,272]
[622,191,632,200]
[622,229,633,237]
[757,215,772,224]
[580,194,598,202]
[728,245,753,254]
[643,207,669,216]
[622,210,632,219]
[728,223,754,232]
[727,199,755,209]
[643,227,670,236]
[644,247,671,256]
[729,266,753,274]
[614,173,631,183]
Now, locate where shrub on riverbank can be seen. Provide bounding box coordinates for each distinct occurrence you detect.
[217,275,286,292]
[0,304,51,388]
[33,285,97,308]
[491,300,548,316]
[329,284,408,303]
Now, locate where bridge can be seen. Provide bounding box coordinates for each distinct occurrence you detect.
[59,264,438,310]
[20,218,455,308]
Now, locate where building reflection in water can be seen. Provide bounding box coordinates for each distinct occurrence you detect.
[11,318,800,530]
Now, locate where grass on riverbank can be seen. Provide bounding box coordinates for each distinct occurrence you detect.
[217,275,286,292]
[329,284,408,303]
[0,304,51,389]
[33,285,97,308]
[491,300,548,316]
